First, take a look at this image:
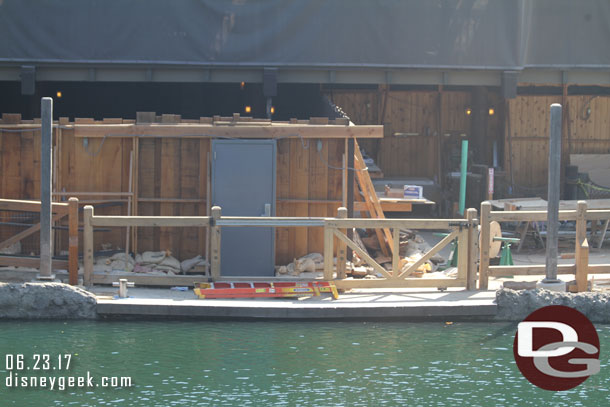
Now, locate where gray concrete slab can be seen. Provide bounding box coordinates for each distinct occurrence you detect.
[93,287,497,320]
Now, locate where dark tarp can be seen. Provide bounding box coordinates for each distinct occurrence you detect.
[0,0,608,69]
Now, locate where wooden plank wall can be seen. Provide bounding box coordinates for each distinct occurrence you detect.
[0,115,343,264]
[504,94,610,190]
[328,90,472,179]
[275,138,342,264]
[0,114,41,252]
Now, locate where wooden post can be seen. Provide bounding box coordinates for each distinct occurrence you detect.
[83,205,94,287]
[132,136,139,255]
[457,225,469,284]
[575,200,588,291]
[68,197,79,285]
[125,150,134,255]
[346,137,354,261]
[466,208,478,290]
[323,221,334,281]
[342,153,347,208]
[545,103,562,282]
[336,207,347,279]
[392,227,400,279]
[210,206,221,281]
[576,239,589,292]
[479,202,491,289]
[40,97,53,279]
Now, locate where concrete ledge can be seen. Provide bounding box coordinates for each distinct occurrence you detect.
[97,297,497,320]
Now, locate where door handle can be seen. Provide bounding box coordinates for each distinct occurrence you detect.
[261,203,271,217]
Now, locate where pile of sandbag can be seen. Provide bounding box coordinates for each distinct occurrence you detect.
[93,251,208,275]
[276,253,324,276]
[134,251,182,275]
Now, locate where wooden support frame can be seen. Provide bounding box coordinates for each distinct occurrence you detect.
[478,199,610,291]
[68,198,79,285]
[0,198,78,277]
[80,202,475,290]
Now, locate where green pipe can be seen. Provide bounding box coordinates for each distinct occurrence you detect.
[458,139,468,215]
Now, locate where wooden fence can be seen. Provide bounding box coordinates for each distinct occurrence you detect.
[82,205,478,290]
[478,200,610,291]
[0,198,79,284]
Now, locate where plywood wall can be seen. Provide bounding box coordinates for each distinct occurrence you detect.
[505,94,610,191]
[328,89,473,179]
[0,115,344,264]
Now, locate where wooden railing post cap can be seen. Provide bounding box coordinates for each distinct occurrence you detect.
[211,206,222,218]
[84,205,94,213]
[68,197,78,203]
[337,207,347,218]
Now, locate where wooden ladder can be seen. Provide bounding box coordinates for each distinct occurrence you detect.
[353,139,394,256]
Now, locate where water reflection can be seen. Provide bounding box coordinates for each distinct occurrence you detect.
[0,321,607,406]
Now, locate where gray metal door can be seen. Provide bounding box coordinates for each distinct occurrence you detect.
[212,139,276,277]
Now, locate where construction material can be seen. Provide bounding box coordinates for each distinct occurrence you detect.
[194,281,339,300]
[353,139,393,256]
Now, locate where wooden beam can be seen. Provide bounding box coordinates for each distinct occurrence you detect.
[488,264,575,276]
[576,239,589,292]
[210,206,221,281]
[83,205,94,287]
[479,202,491,289]
[325,218,464,229]
[333,278,467,289]
[53,192,133,197]
[398,230,458,278]
[336,208,347,279]
[0,199,68,213]
[93,273,206,286]
[333,229,392,279]
[90,216,210,228]
[0,256,68,269]
[466,208,478,290]
[489,210,577,222]
[73,123,384,139]
[68,197,79,285]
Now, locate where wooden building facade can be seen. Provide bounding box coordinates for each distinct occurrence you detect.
[326,86,610,198]
[0,113,381,264]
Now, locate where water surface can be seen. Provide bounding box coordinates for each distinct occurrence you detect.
[0,321,608,406]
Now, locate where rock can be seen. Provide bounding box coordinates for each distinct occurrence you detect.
[0,282,97,319]
[495,288,610,323]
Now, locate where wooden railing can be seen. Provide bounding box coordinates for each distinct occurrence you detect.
[0,198,79,284]
[83,204,478,290]
[478,200,610,291]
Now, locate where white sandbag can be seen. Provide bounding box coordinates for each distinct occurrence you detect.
[158,255,181,271]
[180,255,207,273]
[140,251,167,264]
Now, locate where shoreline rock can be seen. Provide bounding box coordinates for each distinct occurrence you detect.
[0,282,97,319]
[495,288,610,323]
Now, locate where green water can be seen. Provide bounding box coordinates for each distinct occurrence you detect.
[0,321,608,406]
